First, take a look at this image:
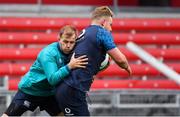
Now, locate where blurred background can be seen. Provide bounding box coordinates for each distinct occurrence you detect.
[0,0,180,116]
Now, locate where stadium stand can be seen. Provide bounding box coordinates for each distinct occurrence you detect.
[0,63,180,76]
[0,0,139,6]
[171,0,180,7]
[0,47,180,60]
[8,79,180,91]
[0,0,180,7]
[1,17,180,31]
[0,1,180,116]
[1,32,180,45]
[0,17,180,116]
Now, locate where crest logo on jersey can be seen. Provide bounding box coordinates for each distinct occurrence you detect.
[59,58,62,64]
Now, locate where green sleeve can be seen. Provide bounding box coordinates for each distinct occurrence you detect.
[39,50,70,86]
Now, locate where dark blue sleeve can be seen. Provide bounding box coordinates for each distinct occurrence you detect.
[96,28,116,51]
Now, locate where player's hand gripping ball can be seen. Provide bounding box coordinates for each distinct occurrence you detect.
[99,54,110,71]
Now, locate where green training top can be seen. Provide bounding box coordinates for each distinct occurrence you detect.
[18,42,70,96]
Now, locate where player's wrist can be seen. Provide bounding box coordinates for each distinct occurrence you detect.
[67,63,72,70]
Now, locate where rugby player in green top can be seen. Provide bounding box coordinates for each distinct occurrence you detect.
[2,25,88,116]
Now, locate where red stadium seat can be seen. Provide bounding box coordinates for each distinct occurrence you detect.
[0,48,41,60]
[43,0,139,6]
[114,33,180,45]
[8,79,180,91]
[0,63,180,76]
[119,48,180,60]
[113,18,180,31]
[1,17,180,31]
[1,32,180,45]
[0,48,180,60]
[43,0,113,6]
[91,80,180,90]
[0,0,113,5]
[0,63,31,76]
[0,17,89,31]
[98,64,180,77]
[117,0,139,6]
[0,0,37,4]
[171,0,180,7]
[9,78,20,90]
[0,17,180,92]
[0,32,57,44]
[0,0,138,6]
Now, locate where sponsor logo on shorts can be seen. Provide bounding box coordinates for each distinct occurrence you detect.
[65,107,74,116]
[23,100,30,108]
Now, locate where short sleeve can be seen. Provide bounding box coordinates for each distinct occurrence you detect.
[96,28,116,51]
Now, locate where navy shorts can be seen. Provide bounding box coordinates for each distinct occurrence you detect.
[55,82,90,116]
[5,90,61,116]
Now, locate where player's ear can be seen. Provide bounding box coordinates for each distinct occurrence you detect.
[101,23,104,27]
[100,19,105,27]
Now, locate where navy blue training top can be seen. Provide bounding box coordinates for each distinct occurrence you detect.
[64,25,116,92]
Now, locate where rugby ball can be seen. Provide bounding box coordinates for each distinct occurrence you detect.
[99,54,110,71]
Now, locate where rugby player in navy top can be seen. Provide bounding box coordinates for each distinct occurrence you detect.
[2,25,88,117]
[55,6,132,116]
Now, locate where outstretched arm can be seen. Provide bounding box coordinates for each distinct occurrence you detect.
[107,47,132,76]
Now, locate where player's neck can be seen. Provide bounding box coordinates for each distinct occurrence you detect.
[91,21,103,27]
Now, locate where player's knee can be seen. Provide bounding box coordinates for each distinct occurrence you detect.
[1,113,9,117]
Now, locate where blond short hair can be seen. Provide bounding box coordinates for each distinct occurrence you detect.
[91,6,114,20]
[59,25,78,39]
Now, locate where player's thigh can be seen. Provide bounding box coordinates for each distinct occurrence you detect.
[4,90,34,116]
[56,83,90,116]
[40,96,62,116]
[62,100,90,116]
[4,101,28,116]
